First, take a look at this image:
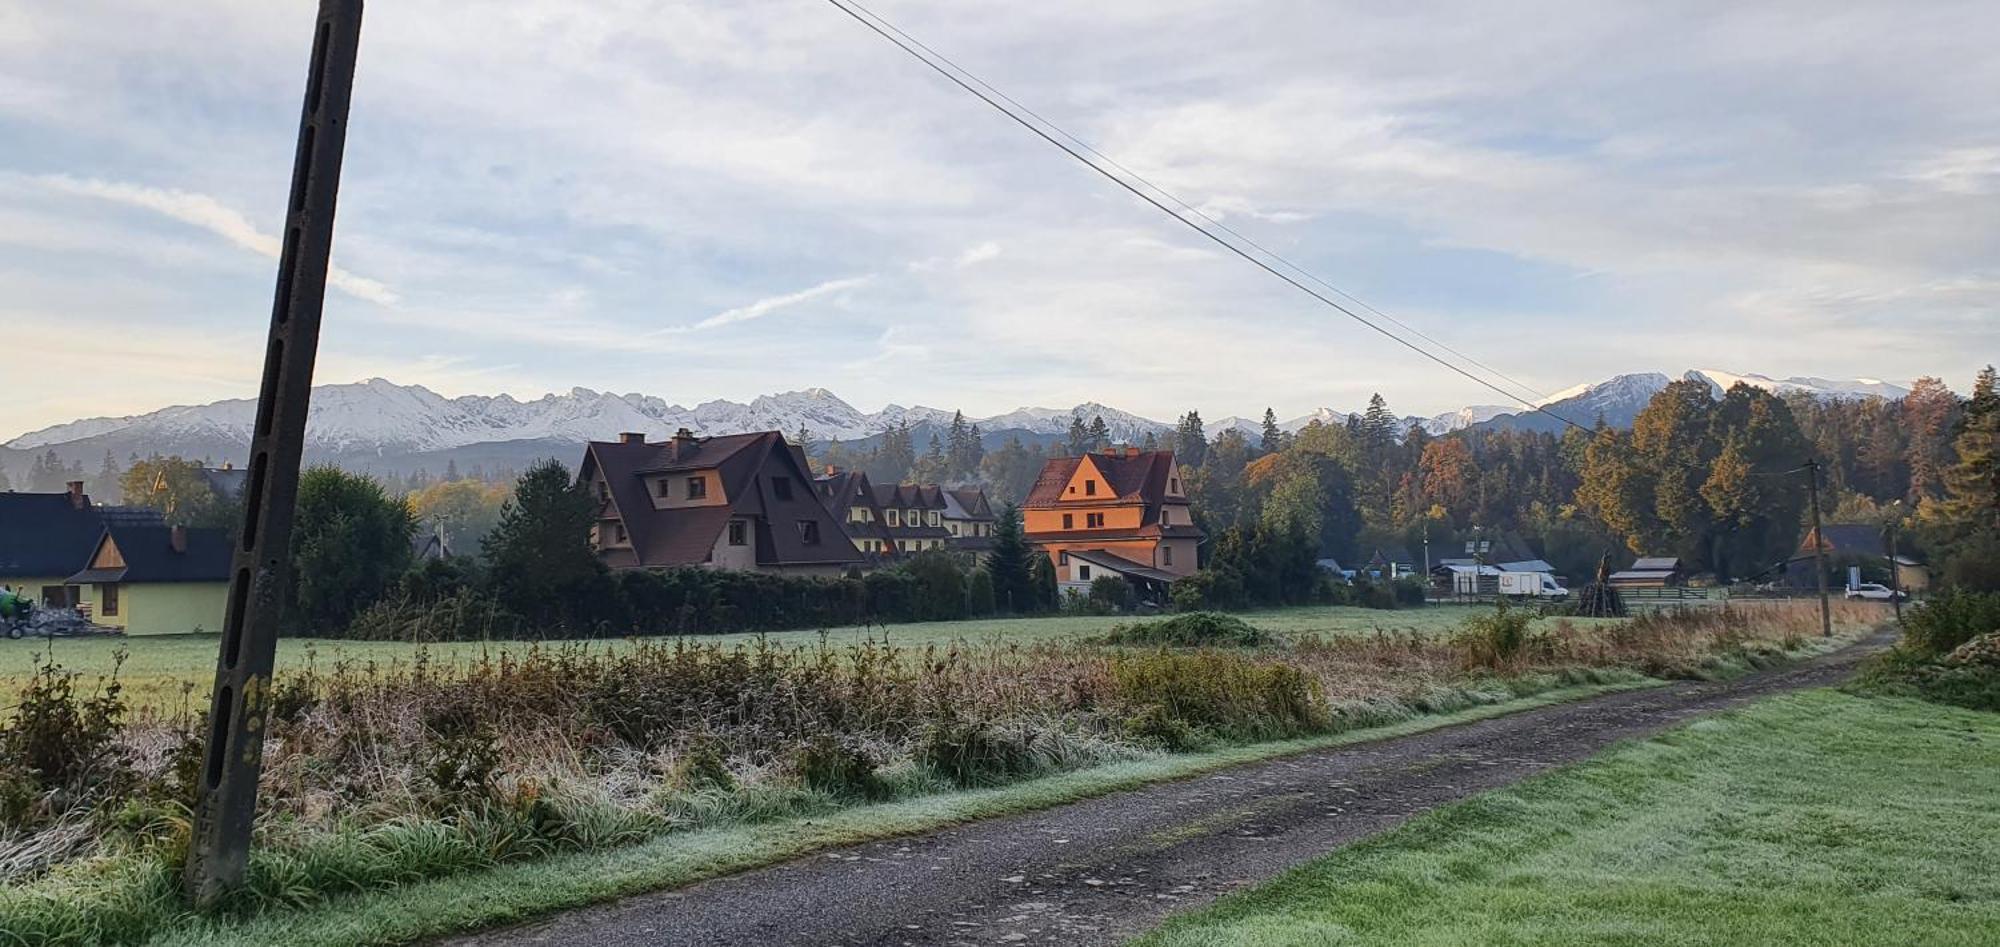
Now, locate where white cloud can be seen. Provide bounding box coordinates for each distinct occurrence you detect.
[37,175,400,306]
[685,275,873,331]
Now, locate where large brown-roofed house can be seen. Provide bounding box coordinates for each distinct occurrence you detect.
[873,482,953,555]
[814,467,895,559]
[1023,447,1201,597]
[579,429,862,576]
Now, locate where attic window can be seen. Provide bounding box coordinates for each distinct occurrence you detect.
[887,509,900,527]
[927,512,940,527]
[686,476,707,499]
[655,479,670,498]
[1084,479,1097,496]
[798,520,821,544]
[614,523,628,543]
[772,476,793,501]
[1170,477,1180,493]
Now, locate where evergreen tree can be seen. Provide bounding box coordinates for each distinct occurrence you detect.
[980,436,1044,504]
[983,501,1034,612]
[444,458,462,482]
[1088,415,1112,451]
[1260,408,1284,454]
[1174,412,1208,467]
[1066,414,1091,457]
[1938,366,2000,533]
[1360,394,1399,453]
[946,411,973,478]
[88,450,122,503]
[482,459,605,630]
[793,424,816,460]
[1139,430,1159,451]
[1029,551,1059,612]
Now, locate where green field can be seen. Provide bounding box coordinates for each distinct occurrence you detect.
[1133,690,2000,946]
[0,605,1504,713]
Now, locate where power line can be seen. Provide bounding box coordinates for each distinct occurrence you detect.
[835,0,1554,410]
[823,0,1586,430]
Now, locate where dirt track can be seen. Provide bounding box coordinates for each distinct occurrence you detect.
[447,631,1893,947]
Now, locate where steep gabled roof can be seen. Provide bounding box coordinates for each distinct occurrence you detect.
[0,491,114,578]
[584,432,860,569]
[1025,450,1179,508]
[944,488,995,521]
[69,527,232,584]
[1797,524,1887,558]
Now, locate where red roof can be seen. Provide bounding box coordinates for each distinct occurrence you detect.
[1024,449,1177,508]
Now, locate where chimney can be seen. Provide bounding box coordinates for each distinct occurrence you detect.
[1124,445,1141,458]
[618,431,646,445]
[824,464,840,475]
[170,525,188,554]
[66,480,86,510]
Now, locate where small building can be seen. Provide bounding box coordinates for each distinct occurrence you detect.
[815,467,896,559]
[1783,524,1927,591]
[1023,447,1201,588]
[0,482,164,608]
[579,429,863,576]
[1608,557,1686,589]
[1365,546,1418,580]
[67,525,230,635]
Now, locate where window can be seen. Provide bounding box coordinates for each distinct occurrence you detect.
[798,520,820,544]
[613,523,627,543]
[686,476,708,499]
[899,540,909,552]
[99,583,118,617]
[1062,513,1074,530]
[772,476,793,501]
[1162,545,1174,566]
[656,479,671,498]
[1077,565,1092,581]
[887,509,901,527]
[907,509,920,525]
[728,520,747,546]
[1170,477,1180,493]
[927,512,940,527]
[1059,551,1069,565]
[1160,507,1171,526]
[1084,479,1098,496]
[1086,513,1105,528]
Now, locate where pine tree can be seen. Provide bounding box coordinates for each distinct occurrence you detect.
[482,459,605,629]
[1029,552,1059,612]
[1175,412,1208,467]
[1139,430,1159,451]
[1361,394,1398,453]
[965,423,985,474]
[444,458,462,482]
[1088,415,1112,451]
[1260,408,1283,454]
[983,501,1034,612]
[1939,365,2000,533]
[793,424,816,460]
[1066,414,1091,457]
[946,411,972,478]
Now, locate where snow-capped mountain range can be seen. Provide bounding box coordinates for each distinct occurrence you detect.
[1,370,1911,477]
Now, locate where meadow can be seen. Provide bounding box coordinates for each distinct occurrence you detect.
[0,604,1521,714]
[1134,690,2000,946]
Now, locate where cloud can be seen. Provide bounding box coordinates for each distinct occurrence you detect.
[684,275,873,331]
[37,175,400,306]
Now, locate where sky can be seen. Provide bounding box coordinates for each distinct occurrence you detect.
[2,0,1996,440]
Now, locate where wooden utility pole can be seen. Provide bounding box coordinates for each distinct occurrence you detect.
[1805,459,1831,638]
[184,0,364,907]
[1887,499,1904,626]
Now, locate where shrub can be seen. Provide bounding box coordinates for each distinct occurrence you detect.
[916,719,1048,787]
[788,736,888,799]
[1,654,131,827]
[965,569,997,617]
[1111,651,1327,745]
[1457,603,1541,670]
[1089,576,1134,613]
[1903,589,2000,657]
[1100,612,1270,648]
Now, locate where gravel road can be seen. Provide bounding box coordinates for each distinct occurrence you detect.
[446,631,1893,947]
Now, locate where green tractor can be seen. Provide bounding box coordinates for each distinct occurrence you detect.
[0,588,33,639]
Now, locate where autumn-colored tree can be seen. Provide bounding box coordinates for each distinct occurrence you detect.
[1417,438,1476,524]
[1902,376,1960,502]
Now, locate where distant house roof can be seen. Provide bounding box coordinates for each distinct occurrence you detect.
[197,466,250,500]
[942,487,995,522]
[0,489,139,579]
[1368,546,1416,568]
[1497,559,1558,575]
[1795,524,1888,559]
[582,431,861,570]
[1065,548,1179,584]
[873,483,952,539]
[68,526,231,585]
[1630,557,1682,572]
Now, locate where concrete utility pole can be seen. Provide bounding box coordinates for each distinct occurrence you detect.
[1805,459,1831,638]
[184,0,363,907]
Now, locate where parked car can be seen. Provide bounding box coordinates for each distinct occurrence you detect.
[1843,583,1908,602]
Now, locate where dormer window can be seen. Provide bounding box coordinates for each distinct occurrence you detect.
[887,509,901,527]
[927,512,940,527]
[686,476,707,499]
[772,476,793,501]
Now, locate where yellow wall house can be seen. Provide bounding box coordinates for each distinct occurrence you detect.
[68,525,231,636]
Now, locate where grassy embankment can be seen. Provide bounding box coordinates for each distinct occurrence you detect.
[1134,689,1999,947]
[0,602,1880,946]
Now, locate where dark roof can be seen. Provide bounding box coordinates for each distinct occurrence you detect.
[583,432,861,568]
[945,488,995,521]
[1368,546,1416,567]
[0,491,114,578]
[1066,549,1179,584]
[1630,557,1682,572]
[198,467,250,499]
[68,526,232,584]
[1025,450,1177,508]
[1797,524,1887,558]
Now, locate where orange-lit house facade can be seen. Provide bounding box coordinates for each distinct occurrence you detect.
[1023,447,1202,592]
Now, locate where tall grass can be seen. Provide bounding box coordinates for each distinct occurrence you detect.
[0,601,1878,945]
